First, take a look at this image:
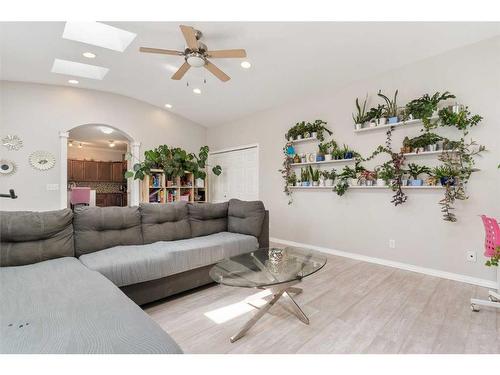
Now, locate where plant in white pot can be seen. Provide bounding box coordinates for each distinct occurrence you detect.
[366,104,386,127]
[322,169,336,187]
[318,140,336,162]
[309,166,320,187]
[375,162,396,187]
[352,95,368,130]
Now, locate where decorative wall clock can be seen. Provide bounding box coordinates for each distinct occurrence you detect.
[29,151,55,171]
[2,135,23,151]
[0,159,17,175]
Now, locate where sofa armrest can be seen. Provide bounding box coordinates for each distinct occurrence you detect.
[257,210,269,249]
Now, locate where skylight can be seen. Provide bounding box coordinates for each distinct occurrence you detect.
[51,59,109,80]
[62,22,137,52]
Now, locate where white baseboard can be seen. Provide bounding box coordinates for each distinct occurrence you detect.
[270,237,498,289]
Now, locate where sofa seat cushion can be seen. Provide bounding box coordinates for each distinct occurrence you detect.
[73,206,143,257]
[0,257,182,354]
[140,202,191,244]
[0,208,74,267]
[79,232,259,287]
[188,202,228,237]
[228,199,266,238]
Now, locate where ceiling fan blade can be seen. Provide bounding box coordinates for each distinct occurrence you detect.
[207,49,247,58]
[139,47,184,56]
[171,62,191,80]
[179,25,199,50]
[204,61,230,82]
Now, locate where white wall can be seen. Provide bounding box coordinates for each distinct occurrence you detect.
[208,37,500,282]
[67,146,125,162]
[0,81,207,211]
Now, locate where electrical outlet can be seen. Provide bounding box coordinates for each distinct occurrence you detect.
[46,184,59,191]
[389,239,396,249]
[466,250,477,262]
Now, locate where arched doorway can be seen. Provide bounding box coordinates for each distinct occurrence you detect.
[59,124,140,208]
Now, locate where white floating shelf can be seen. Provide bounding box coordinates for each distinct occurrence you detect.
[403,150,456,157]
[290,158,356,167]
[353,117,438,134]
[289,136,318,144]
[289,185,444,190]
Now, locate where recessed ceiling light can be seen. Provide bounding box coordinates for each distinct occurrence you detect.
[63,22,137,52]
[99,126,113,134]
[165,104,173,109]
[109,140,115,148]
[241,61,251,69]
[68,140,73,147]
[78,143,83,149]
[68,79,79,84]
[82,52,96,59]
[193,88,201,95]
[52,59,109,80]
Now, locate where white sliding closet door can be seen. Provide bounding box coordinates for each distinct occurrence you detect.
[209,145,259,203]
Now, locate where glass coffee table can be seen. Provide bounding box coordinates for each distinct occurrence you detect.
[209,247,327,342]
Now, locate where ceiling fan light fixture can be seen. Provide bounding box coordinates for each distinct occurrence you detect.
[186,54,206,68]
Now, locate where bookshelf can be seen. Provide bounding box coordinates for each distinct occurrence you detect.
[141,169,208,204]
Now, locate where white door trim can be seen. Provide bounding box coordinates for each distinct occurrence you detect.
[209,143,260,201]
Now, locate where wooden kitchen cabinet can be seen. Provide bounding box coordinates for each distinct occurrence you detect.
[70,160,85,181]
[112,162,125,182]
[98,162,113,182]
[95,193,124,207]
[83,161,98,181]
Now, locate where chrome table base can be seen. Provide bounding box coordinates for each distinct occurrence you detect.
[230,280,309,343]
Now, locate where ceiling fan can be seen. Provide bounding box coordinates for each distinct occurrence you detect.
[139,25,247,82]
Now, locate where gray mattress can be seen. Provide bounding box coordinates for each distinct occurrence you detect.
[0,257,182,354]
[79,231,259,287]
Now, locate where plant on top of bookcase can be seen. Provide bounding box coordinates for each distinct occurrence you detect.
[125,145,222,181]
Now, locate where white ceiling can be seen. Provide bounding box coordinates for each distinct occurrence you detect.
[69,124,129,150]
[1,22,499,127]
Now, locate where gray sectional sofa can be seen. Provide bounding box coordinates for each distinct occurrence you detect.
[0,199,269,354]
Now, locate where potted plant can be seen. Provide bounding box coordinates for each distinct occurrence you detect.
[366,104,387,126]
[352,95,368,130]
[332,148,344,160]
[378,89,399,124]
[342,144,354,159]
[407,163,431,186]
[432,165,459,186]
[309,166,320,186]
[401,136,412,154]
[308,119,332,141]
[376,162,396,186]
[287,171,297,187]
[322,169,336,187]
[405,91,456,130]
[300,167,310,186]
[318,140,336,162]
[360,170,376,186]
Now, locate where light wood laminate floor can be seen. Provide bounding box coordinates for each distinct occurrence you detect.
[145,246,500,354]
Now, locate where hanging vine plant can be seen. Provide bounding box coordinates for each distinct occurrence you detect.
[278,142,295,205]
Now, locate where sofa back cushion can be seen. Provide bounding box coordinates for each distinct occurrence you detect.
[188,202,228,237]
[0,209,74,266]
[140,202,191,244]
[227,199,266,238]
[73,206,143,256]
